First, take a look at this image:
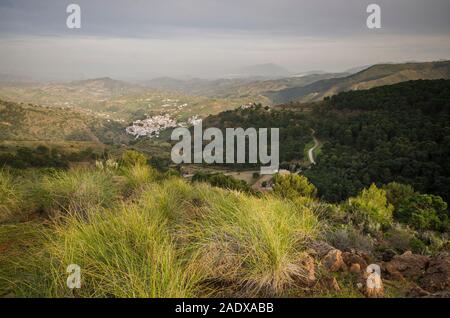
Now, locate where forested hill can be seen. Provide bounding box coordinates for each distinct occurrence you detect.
[306,79,450,202]
[326,79,450,113]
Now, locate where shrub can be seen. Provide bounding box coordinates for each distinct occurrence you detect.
[326,226,374,253]
[40,168,118,218]
[149,156,170,172]
[272,174,317,200]
[121,164,158,194]
[192,172,251,192]
[396,194,449,232]
[346,184,394,233]
[383,224,448,255]
[383,182,415,207]
[164,168,181,178]
[418,231,448,254]
[121,150,148,167]
[383,225,417,253]
[409,237,427,254]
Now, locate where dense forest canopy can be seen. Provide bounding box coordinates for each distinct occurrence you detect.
[306,80,450,202]
[200,104,312,166]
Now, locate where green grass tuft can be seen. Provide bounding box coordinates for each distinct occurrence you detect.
[183,189,321,296]
[0,169,25,223]
[40,168,119,218]
[2,173,322,297]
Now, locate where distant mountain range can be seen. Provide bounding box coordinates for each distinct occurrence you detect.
[68,77,144,95]
[342,65,373,75]
[144,60,450,105]
[1,60,449,120]
[144,72,349,98]
[266,60,450,104]
[0,73,35,83]
[235,63,291,78]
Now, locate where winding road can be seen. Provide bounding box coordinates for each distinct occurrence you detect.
[308,129,320,165]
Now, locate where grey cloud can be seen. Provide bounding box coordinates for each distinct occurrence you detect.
[1,0,449,38]
[0,0,449,80]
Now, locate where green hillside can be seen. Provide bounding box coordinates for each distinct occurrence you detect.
[0,99,129,145]
[0,78,267,122]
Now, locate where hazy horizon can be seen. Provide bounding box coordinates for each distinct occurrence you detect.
[1,0,450,81]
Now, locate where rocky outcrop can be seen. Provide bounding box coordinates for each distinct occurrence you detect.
[419,252,450,292]
[380,250,450,296]
[343,251,368,272]
[308,241,335,259]
[309,240,449,298]
[296,254,317,287]
[322,249,346,272]
[350,263,361,273]
[407,283,431,297]
[382,251,429,280]
[322,276,341,292]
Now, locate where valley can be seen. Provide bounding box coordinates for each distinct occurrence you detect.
[2,0,450,303]
[2,61,450,197]
[1,62,450,299]
[0,78,268,122]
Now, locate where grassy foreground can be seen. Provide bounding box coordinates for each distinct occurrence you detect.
[0,166,321,297]
[2,161,446,298]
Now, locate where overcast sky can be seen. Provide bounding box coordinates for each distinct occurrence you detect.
[1,0,450,80]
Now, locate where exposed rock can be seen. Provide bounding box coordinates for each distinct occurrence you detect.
[357,250,372,264]
[308,241,335,259]
[296,254,316,287]
[424,291,450,298]
[350,263,361,273]
[343,251,368,269]
[381,249,397,262]
[386,270,405,281]
[407,283,431,297]
[322,276,341,292]
[419,252,450,292]
[322,249,346,272]
[383,251,429,280]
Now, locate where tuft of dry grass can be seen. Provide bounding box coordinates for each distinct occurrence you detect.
[0,169,24,223]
